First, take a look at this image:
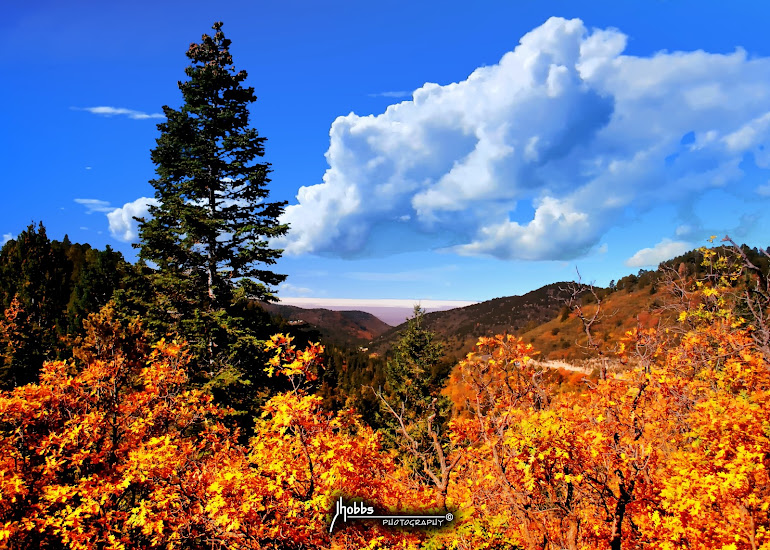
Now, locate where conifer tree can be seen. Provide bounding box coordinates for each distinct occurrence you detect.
[0,296,43,389]
[371,306,461,508]
[385,306,446,414]
[66,246,128,334]
[0,223,71,381]
[137,22,288,372]
[377,307,454,486]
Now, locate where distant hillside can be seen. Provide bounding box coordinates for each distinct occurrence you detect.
[520,282,666,363]
[264,242,769,365]
[370,277,678,364]
[259,302,391,347]
[370,279,663,365]
[371,282,575,360]
[372,242,770,364]
[525,242,769,362]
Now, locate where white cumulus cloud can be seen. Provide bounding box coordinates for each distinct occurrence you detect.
[74,106,165,120]
[626,239,692,268]
[106,197,159,242]
[103,187,257,244]
[276,16,770,261]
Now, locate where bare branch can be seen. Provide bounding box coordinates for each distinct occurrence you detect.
[368,386,460,510]
[559,269,610,379]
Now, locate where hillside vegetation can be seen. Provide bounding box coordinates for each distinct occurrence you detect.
[1,240,768,549]
[371,282,574,360]
[2,21,769,549]
[259,302,391,347]
[371,244,770,369]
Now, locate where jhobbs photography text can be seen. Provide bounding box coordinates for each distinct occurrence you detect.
[329,497,454,532]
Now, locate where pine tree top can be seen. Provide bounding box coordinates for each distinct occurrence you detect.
[138,21,287,312]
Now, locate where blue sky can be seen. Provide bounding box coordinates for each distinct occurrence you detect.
[4,0,770,309]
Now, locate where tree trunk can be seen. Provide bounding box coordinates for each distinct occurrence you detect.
[207,174,218,308]
[206,174,217,367]
[609,478,634,550]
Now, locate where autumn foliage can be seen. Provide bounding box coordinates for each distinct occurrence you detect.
[1,246,769,549]
[436,253,770,549]
[0,311,413,549]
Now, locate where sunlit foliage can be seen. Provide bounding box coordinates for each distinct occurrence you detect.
[1,242,768,549]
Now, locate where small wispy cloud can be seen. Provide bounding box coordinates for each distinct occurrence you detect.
[278,282,314,296]
[367,91,412,99]
[344,265,458,282]
[75,198,114,214]
[1,233,12,246]
[73,106,165,120]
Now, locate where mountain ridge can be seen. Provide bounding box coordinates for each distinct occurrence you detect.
[258,302,391,347]
[370,282,576,359]
[263,243,770,364]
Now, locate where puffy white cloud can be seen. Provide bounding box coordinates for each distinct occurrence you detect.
[74,198,114,213]
[452,196,592,260]
[277,17,770,261]
[103,186,250,244]
[626,239,692,267]
[106,197,158,242]
[75,106,164,120]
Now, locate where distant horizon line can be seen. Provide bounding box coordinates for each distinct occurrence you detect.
[275,297,479,309]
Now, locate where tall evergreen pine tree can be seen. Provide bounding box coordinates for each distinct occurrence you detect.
[380,307,451,450]
[138,22,288,374]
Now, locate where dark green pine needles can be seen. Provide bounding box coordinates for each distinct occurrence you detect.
[137,22,288,384]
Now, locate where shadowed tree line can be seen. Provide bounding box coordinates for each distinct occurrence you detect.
[0,223,140,388]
